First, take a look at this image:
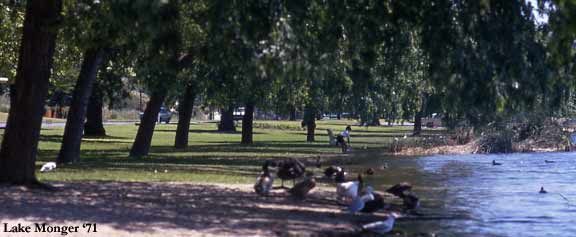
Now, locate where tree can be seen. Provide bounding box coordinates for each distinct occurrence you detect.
[130,0,182,158]
[0,0,62,185]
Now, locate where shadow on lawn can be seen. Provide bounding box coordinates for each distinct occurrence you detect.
[0,182,376,236]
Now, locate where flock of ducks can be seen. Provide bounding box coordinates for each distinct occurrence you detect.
[253,158,421,234]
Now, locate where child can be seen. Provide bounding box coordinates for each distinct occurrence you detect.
[336,126,352,153]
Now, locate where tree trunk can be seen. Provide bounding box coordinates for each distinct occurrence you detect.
[413,111,422,136]
[306,118,316,142]
[289,106,297,121]
[241,103,255,144]
[57,48,105,164]
[371,115,381,126]
[130,90,167,158]
[174,84,195,149]
[218,105,235,132]
[0,0,62,185]
[84,85,106,136]
[304,106,316,142]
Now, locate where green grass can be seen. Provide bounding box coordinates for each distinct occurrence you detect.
[25,120,441,184]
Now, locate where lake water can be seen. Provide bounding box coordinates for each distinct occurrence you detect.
[347,152,576,236]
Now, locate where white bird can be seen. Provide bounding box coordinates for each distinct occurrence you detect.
[361,212,402,234]
[40,162,57,172]
[336,173,363,203]
[254,161,274,196]
[348,192,375,213]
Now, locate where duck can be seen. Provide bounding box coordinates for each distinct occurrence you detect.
[336,172,363,203]
[254,160,274,196]
[402,193,420,210]
[324,166,342,178]
[40,162,57,172]
[492,160,502,166]
[348,192,375,213]
[365,168,375,176]
[361,212,402,235]
[545,160,555,163]
[276,158,306,188]
[539,186,547,194]
[288,172,316,199]
[361,189,386,213]
[386,182,412,198]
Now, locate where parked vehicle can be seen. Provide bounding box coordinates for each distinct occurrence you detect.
[139,107,172,124]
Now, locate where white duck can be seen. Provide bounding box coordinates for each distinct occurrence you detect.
[361,212,402,234]
[336,172,363,203]
[254,161,274,196]
[40,162,57,172]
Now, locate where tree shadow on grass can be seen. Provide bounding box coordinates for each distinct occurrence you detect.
[0,182,380,236]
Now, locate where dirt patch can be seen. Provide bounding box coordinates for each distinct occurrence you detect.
[0,181,396,237]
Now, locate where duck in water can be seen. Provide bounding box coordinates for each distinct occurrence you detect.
[492,160,502,165]
[539,186,547,194]
[254,160,274,196]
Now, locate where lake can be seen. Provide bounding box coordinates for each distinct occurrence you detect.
[345,151,576,236]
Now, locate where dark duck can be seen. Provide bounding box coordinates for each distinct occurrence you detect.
[276,158,306,188]
[386,182,413,197]
[254,160,274,196]
[288,172,316,199]
[324,166,342,178]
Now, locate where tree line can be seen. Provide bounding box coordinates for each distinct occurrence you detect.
[0,0,574,185]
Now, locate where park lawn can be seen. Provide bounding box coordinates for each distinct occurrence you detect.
[26,120,424,184]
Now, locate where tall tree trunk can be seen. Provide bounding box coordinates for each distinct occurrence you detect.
[84,85,106,136]
[413,93,428,136]
[241,103,255,144]
[57,48,105,164]
[218,105,235,132]
[306,118,316,142]
[0,0,62,185]
[304,106,316,142]
[130,90,167,158]
[174,84,195,149]
[413,111,422,136]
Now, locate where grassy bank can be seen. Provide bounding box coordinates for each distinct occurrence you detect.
[20,120,440,184]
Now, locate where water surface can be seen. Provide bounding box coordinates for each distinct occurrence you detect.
[347,152,576,236]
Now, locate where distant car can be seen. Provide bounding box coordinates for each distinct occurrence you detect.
[139,107,172,124]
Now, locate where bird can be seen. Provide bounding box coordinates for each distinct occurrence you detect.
[254,160,274,196]
[545,160,555,163]
[324,166,342,178]
[386,182,413,198]
[40,162,57,172]
[365,168,375,176]
[361,212,402,235]
[402,193,420,210]
[336,172,363,203]
[275,158,306,188]
[314,156,322,169]
[361,190,386,213]
[492,160,502,165]
[539,186,547,194]
[348,192,375,213]
[288,172,316,199]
